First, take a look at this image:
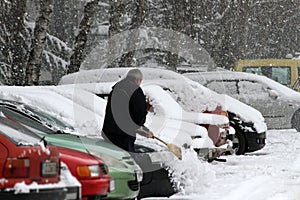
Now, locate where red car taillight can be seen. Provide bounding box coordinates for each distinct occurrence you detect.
[4,158,30,178]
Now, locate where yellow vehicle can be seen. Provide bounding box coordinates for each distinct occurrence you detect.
[234,59,300,91]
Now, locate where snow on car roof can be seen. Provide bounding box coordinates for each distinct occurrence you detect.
[59,67,187,85]
[59,68,267,133]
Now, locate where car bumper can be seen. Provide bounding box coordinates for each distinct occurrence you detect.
[66,186,81,200]
[138,167,177,199]
[245,131,266,152]
[0,187,67,200]
[107,168,139,199]
[81,177,111,199]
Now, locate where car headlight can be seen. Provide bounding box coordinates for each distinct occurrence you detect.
[90,152,128,169]
[76,165,101,178]
[109,179,115,192]
[135,169,143,182]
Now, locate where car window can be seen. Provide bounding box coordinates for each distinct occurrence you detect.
[243,66,291,85]
[0,117,42,145]
[270,67,291,85]
[238,81,269,99]
[206,80,238,95]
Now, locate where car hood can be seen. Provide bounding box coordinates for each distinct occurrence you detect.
[44,134,140,171]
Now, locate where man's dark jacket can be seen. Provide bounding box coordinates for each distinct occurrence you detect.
[102,77,147,150]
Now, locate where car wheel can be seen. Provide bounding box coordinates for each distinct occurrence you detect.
[232,127,246,155]
[292,109,300,132]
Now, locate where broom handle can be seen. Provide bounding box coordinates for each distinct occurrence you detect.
[153,136,168,146]
[137,127,169,146]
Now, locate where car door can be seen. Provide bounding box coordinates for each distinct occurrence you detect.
[237,80,291,129]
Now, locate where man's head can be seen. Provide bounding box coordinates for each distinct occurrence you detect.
[126,68,143,85]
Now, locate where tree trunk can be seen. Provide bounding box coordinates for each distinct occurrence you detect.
[6,0,28,85]
[117,0,147,68]
[25,0,53,85]
[67,0,100,74]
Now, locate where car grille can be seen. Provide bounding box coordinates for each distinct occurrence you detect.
[128,180,139,191]
[100,164,108,174]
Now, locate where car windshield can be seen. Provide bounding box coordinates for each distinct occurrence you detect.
[25,106,75,133]
[0,105,75,136]
[243,66,291,85]
[0,117,42,146]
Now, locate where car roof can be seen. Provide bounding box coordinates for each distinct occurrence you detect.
[59,67,188,85]
[184,71,300,99]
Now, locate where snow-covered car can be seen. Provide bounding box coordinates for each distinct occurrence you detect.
[0,100,113,200]
[0,87,143,200]
[59,67,267,155]
[79,82,235,157]
[0,117,68,200]
[185,71,300,132]
[0,87,178,199]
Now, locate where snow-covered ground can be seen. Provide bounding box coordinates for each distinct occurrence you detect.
[143,129,300,200]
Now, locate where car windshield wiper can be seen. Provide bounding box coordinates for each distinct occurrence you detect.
[55,130,68,134]
[40,136,48,147]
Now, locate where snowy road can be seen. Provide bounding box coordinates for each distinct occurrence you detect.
[143,129,300,200]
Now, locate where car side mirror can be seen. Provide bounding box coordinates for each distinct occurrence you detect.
[267,88,279,100]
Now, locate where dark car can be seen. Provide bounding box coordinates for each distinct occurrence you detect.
[0,117,67,200]
[0,99,177,199]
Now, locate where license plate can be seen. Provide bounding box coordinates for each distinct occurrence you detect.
[42,162,57,176]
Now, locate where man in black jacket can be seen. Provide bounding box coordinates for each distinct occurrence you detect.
[102,68,154,152]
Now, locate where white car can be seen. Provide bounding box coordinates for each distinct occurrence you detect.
[184,71,300,132]
[59,67,267,155]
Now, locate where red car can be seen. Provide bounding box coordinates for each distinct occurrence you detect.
[57,146,113,200]
[0,117,67,200]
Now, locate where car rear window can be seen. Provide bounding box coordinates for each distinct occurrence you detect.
[0,117,42,145]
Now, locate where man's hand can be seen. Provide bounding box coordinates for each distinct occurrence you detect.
[137,126,154,138]
[146,130,154,138]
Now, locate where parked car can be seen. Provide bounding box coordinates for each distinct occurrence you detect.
[0,86,180,198]
[56,147,112,200]
[0,99,142,200]
[59,67,267,155]
[0,103,113,200]
[233,59,300,91]
[0,117,67,200]
[2,97,177,199]
[185,71,300,132]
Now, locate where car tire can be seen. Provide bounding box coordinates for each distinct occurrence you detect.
[232,127,246,155]
[292,109,300,132]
